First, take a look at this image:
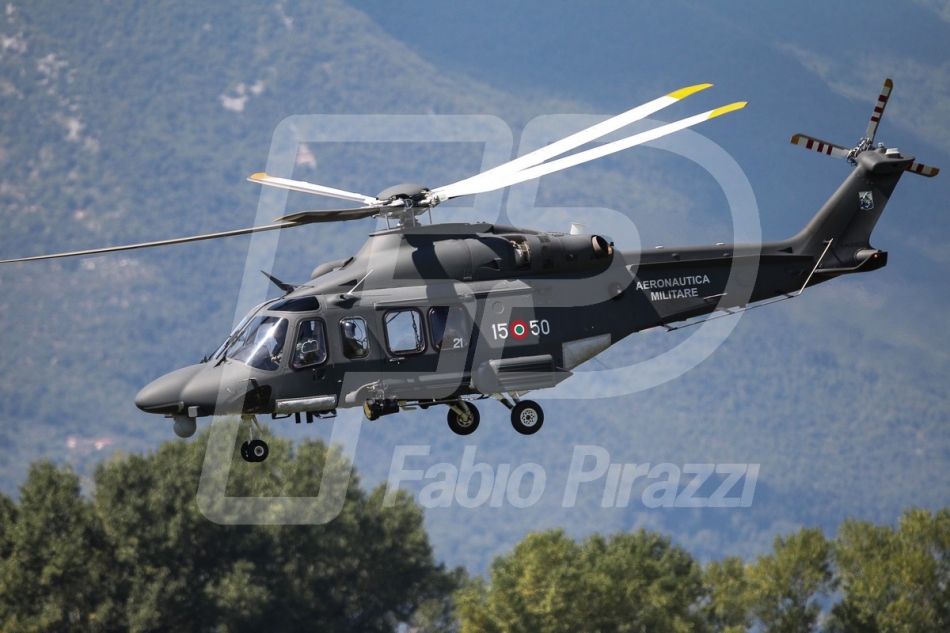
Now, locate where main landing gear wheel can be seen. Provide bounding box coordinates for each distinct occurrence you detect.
[511,400,543,435]
[447,402,480,435]
[241,439,269,462]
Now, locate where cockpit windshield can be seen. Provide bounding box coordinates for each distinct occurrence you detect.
[206,299,275,363]
[225,316,288,371]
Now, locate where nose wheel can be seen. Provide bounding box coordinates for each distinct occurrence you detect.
[241,439,269,462]
[240,415,269,462]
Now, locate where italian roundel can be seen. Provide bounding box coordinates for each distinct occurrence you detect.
[510,320,528,339]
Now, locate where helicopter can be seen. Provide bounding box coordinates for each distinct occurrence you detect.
[1,80,938,462]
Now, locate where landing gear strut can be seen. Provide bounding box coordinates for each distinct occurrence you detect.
[492,393,545,435]
[240,415,269,462]
[446,401,480,435]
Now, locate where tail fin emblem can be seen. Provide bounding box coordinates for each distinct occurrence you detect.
[859,191,874,210]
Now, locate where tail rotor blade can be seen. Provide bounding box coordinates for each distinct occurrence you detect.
[431,83,714,202]
[906,161,940,177]
[865,78,893,145]
[790,134,851,159]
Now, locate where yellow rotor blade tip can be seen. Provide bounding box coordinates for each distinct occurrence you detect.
[667,83,713,100]
[709,101,747,119]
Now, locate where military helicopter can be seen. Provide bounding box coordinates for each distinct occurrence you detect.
[1,80,937,462]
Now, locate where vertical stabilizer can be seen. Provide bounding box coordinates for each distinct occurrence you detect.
[790,148,908,262]
[787,78,938,266]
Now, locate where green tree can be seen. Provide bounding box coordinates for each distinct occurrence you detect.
[703,556,751,633]
[90,429,456,632]
[744,527,833,633]
[0,462,118,632]
[0,430,456,632]
[0,492,17,560]
[828,508,950,633]
[0,493,15,627]
[455,528,707,633]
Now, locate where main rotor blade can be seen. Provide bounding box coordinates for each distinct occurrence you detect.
[0,222,298,264]
[790,133,850,159]
[865,78,893,145]
[248,173,380,206]
[431,83,714,202]
[275,206,381,224]
[446,102,747,198]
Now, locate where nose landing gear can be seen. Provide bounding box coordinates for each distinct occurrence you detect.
[241,438,269,462]
[240,415,270,463]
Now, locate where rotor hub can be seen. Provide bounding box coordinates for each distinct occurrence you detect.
[376,183,430,205]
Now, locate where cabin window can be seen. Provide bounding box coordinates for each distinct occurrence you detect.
[340,317,370,359]
[228,316,288,371]
[384,309,425,355]
[292,319,328,369]
[429,305,470,352]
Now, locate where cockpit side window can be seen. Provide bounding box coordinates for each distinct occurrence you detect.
[229,316,288,371]
[384,309,425,356]
[429,305,469,352]
[292,319,328,370]
[340,317,370,359]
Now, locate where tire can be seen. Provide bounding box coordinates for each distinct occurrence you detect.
[240,441,252,462]
[247,439,269,462]
[511,400,543,435]
[447,402,480,435]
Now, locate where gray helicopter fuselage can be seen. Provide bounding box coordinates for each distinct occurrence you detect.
[136,146,907,428]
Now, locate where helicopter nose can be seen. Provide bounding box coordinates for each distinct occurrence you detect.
[178,364,232,414]
[135,364,204,415]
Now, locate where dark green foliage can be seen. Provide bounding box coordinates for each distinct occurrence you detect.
[743,527,834,633]
[702,556,751,633]
[455,528,707,633]
[828,508,950,633]
[0,431,456,632]
[1,443,947,633]
[0,462,116,631]
[457,511,950,633]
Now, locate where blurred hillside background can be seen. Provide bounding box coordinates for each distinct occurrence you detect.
[1,0,948,573]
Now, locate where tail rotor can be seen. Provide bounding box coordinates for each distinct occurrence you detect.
[790,78,939,177]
